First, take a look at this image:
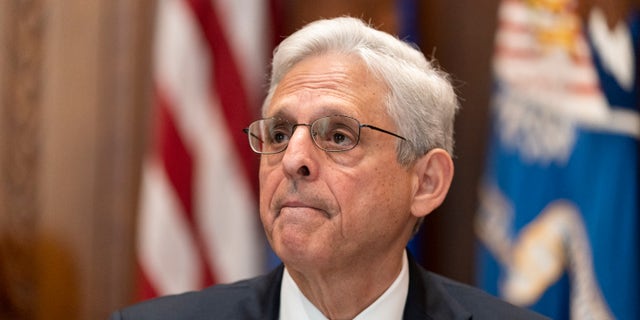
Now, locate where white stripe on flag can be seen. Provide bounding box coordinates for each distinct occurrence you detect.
[138,159,202,294]
[195,105,263,282]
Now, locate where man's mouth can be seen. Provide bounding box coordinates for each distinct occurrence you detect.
[276,199,331,218]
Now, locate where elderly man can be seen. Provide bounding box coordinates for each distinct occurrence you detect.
[111,17,546,319]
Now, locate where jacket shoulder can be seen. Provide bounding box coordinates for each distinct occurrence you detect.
[405,253,548,320]
[110,267,283,320]
[428,272,549,320]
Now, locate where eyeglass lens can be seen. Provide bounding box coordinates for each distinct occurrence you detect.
[247,115,362,154]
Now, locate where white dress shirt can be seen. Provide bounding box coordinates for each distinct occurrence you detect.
[279,252,409,320]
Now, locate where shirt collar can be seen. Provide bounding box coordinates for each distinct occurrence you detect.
[279,251,409,320]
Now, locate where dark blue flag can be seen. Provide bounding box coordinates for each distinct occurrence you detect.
[476,1,639,319]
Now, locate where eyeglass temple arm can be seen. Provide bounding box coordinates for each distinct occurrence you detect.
[242,128,265,143]
[360,124,407,141]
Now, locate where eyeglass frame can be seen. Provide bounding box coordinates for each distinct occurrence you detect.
[243,114,407,155]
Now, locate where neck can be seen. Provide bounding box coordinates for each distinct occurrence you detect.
[286,250,406,319]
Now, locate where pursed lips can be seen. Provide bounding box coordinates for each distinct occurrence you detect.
[276,200,332,219]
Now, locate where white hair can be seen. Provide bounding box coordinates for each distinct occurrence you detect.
[263,17,459,164]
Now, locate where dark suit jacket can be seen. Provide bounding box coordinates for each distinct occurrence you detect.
[111,254,547,319]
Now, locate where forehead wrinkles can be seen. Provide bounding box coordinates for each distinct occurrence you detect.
[269,55,386,115]
[276,70,364,103]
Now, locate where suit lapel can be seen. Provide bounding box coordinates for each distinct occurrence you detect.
[254,265,284,320]
[403,252,471,320]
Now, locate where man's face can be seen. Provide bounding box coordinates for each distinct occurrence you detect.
[259,53,418,273]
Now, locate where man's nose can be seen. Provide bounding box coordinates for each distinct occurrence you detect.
[281,125,318,179]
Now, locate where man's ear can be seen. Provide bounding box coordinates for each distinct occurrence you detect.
[410,148,454,218]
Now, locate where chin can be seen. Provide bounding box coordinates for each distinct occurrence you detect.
[274,237,332,269]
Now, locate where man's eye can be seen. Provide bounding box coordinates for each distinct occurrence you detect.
[332,132,349,145]
[325,128,355,147]
[274,132,287,143]
[270,129,289,144]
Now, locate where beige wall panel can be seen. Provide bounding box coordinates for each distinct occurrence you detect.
[37,0,154,318]
[89,0,154,317]
[1,0,47,319]
[39,1,102,318]
[0,0,156,319]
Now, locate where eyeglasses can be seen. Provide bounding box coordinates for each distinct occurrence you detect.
[243,115,406,154]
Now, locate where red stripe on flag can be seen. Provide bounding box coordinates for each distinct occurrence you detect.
[156,91,194,219]
[184,0,259,194]
[154,88,217,286]
[135,263,158,301]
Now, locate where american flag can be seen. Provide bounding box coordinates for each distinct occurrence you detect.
[136,0,278,299]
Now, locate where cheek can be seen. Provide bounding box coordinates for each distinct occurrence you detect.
[347,164,412,216]
[258,163,280,217]
[330,165,388,215]
[259,156,282,190]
